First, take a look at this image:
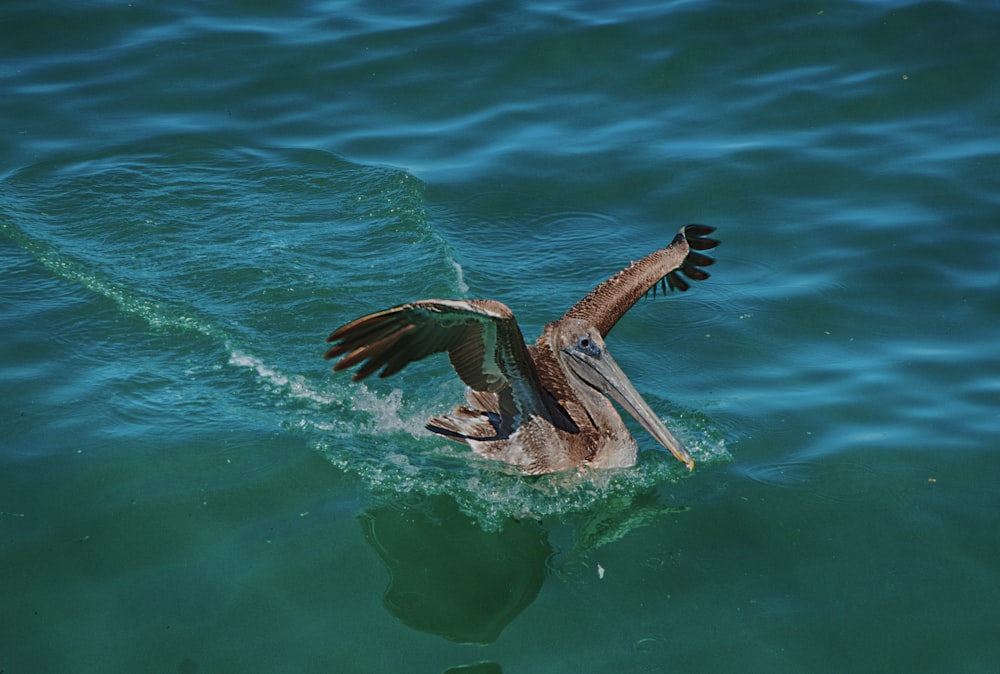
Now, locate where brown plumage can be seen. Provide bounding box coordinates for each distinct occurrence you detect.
[325,224,718,474]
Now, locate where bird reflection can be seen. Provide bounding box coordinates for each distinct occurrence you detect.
[360,495,550,646]
[358,485,691,668]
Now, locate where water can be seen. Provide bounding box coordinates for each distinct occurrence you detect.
[2,1,999,671]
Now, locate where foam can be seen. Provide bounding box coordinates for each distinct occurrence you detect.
[228,349,338,407]
[311,405,729,532]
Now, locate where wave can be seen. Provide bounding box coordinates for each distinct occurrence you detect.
[1,140,728,531]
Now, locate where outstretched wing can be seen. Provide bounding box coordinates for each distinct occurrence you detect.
[325,299,546,401]
[561,224,719,338]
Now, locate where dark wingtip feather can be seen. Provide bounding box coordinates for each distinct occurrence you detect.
[683,224,720,251]
[659,224,719,292]
[680,263,710,282]
[665,271,691,292]
[686,251,715,267]
[643,224,719,298]
[325,318,417,380]
[684,223,716,236]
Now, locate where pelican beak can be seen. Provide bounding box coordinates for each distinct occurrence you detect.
[564,346,694,470]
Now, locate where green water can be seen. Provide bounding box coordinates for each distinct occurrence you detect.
[2,1,999,672]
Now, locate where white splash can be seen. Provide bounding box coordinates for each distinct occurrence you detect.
[451,258,469,295]
[228,349,338,406]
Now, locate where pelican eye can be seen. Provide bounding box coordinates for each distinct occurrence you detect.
[576,335,600,357]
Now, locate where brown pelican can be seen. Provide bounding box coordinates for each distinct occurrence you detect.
[325,224,718,475]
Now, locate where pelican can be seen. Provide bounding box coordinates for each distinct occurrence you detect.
[325,224,719,475]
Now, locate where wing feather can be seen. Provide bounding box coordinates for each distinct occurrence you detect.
[325,299,541,402]
[561,224,719,337]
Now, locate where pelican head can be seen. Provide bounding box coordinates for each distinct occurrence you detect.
[549,318,694,470]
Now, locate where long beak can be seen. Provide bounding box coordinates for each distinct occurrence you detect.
[564,347,694,470]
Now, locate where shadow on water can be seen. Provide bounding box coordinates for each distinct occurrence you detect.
[358,486,692,673]
[360,495,549,645]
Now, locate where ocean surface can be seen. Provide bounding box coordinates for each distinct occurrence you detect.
[2,1,999,672]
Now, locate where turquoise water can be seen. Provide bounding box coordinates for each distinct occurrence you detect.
[3,1,999,671]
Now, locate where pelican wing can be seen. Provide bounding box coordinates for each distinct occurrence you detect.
[561,224,719,337]
[325,299,540,396]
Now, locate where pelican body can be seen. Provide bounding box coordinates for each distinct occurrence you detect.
[325,224,718,475]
